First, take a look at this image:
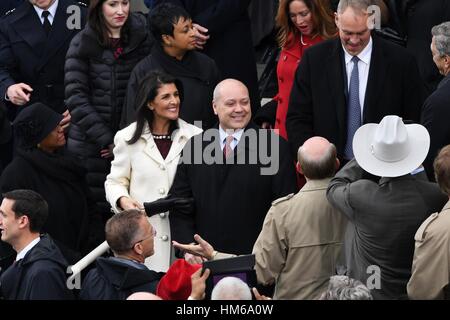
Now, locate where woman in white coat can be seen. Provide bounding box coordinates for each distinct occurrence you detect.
[105,71,203,272]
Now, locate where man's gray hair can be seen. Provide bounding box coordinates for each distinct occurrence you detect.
[337,0,373,14]
[320,275,373,300]
[211,277,252,300]
[432,22,450,57]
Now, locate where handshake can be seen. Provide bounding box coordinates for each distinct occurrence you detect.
[143,195,194,217]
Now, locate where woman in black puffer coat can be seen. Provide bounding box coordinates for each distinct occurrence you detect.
[65,0,152,221]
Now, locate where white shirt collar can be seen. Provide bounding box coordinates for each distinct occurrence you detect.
[33,0,58,24]
[219,125,244,145]
[16,237,41,261]
[343,36,373,65]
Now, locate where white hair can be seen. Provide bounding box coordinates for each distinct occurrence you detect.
[211,277,252,300]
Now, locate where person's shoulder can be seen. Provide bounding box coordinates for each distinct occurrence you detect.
[271,193,295,206]
[305,37,339,55]
[67,1,88,8]
[116,122,138,141]
[178,118,203,136]
[373,34,414,60]
[415,206,450,243]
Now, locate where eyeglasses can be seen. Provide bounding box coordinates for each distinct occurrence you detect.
[131,228,157,248]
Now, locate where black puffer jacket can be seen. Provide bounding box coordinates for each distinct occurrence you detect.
[64,13,152,218]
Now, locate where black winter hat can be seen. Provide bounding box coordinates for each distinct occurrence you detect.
[13,102,63,148]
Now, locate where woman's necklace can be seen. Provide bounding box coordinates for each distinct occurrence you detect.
[152,133,172,140]
[300,33,307,46]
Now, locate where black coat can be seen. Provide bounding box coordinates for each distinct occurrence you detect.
[0,0,87,114]
[0,149,103,265]
[153,0,261,111]
[0,235,74,300]
[286,35,424,159]
[64,13,152,216]
[169,123,298,255]
[395,0,450,97]
[120,44,220,129]
[0,0,23,16]
[80,257,163,300]
[421,75,450,181]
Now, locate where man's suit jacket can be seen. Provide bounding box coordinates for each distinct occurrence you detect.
[0,0,86,114]
[169,123,298,255]
[327,159,447,300]
[421,75,450,181]
[286,35,424,159]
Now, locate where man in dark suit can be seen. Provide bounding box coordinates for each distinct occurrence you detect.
[421,21,450,181]
[169,79,297,260]
[286,0,424,161]
[0,189,74,300]
[0,0,87,121]
[387,0,450,98]
[152,0,261,112]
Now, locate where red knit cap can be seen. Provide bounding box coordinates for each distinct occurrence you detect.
[157,259,202,300]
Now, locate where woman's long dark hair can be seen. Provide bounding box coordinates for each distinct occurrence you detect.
[127,71,183,145]
[88,0,130,47]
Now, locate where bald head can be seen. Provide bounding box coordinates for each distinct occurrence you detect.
[212,79,251,130]
[298,137,338,180]
[126,292,162,300]
[213,79,248,102]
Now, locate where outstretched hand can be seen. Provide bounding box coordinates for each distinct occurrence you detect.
[172,234,215,260]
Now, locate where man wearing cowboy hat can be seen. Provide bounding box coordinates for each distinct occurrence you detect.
[326,115,447,300]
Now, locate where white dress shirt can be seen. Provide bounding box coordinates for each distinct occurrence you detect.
[342,36,373,117]
[33,0,59,25]
[219,125,244,151]
[16,237,41,261]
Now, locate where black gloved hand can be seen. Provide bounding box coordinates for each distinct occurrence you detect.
[144,195,194,217]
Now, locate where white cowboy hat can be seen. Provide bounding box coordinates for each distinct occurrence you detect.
[352,115,430,177]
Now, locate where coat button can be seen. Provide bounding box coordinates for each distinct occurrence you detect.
[158,188,166,195]
[159,212,166,218]
[283,55,287,61]
[159,164,166,170]
[161,235,169,241]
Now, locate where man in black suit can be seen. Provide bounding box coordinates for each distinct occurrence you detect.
[421,22,450,181]
[169,79,297,261]
[0,190,73,300]
[0,0,87,121]
[286,0,423,161]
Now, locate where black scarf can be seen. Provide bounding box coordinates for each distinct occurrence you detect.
[17,148,86,184]
[151,43,211,83]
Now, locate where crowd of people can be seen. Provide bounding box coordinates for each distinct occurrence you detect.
[0,0,450,300]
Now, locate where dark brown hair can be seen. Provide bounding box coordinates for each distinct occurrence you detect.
[88,0,130,47]
[276,0,337,48]
[434,145,450,195]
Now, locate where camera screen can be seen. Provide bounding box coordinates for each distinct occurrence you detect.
[212,272,248,286]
